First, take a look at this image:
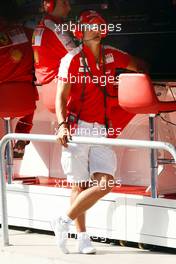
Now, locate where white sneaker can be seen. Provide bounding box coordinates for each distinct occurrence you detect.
[51,217,70,254]
[78,233,96,254]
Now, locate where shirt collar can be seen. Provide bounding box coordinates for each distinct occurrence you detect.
[82,44,104,66]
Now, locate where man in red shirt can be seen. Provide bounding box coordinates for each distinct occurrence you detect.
[0,1,38,158]
[32,0,76,112]
[54,10,147,254]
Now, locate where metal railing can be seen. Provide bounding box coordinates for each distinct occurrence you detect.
[1,133,176,246]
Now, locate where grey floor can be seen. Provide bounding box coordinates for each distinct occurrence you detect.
[0,228,176,264]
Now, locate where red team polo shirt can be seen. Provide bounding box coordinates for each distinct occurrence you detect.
[32,15,76,85]
[58,44,135,136]
[0,23,37,117]
[0,25,34,83]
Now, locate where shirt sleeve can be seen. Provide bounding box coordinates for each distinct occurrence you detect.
[58,46,81,83]
[111,47,130,69]
[44,19,76,52]
[58,53,76,83]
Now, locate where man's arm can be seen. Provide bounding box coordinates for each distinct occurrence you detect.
[126,55,149,73]
[56,80,71,123]
[55,80,71,147]
[112,47,149,73]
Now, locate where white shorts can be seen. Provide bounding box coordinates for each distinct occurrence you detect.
[61,120,117,183]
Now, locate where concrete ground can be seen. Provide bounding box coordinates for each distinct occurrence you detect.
[0,228,176,264]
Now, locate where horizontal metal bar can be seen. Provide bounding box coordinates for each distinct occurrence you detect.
[1,132,176,247]
[1,133,176,161]
[158,159,175,165]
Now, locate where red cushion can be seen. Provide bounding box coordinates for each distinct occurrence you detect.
[119,73,176,114]
[119,73,159,114]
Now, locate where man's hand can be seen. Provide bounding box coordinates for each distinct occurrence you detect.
[127,56,149,73]
[56,123,71,148]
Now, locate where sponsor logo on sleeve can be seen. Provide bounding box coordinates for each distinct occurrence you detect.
[32,28,44,46]
[8,28,28,45]
[105,53,114,64]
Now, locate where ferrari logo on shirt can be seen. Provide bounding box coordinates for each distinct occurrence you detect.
[10,49,23,63]
[32,28,44,46]
[0,32,10,47]
[8,28,28,44]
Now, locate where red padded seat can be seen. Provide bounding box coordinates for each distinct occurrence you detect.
[118,73,176,198]
[118,73,176,114]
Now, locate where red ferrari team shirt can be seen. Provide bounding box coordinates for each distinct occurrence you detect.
[58,44,131,125]
[32,15,76,85]
[0,24,34,83]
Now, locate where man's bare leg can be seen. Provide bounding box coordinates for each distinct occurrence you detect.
[70,182,97,254]
[54,174,114,254]
[70,183,89,232]
[67,173,114,220]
